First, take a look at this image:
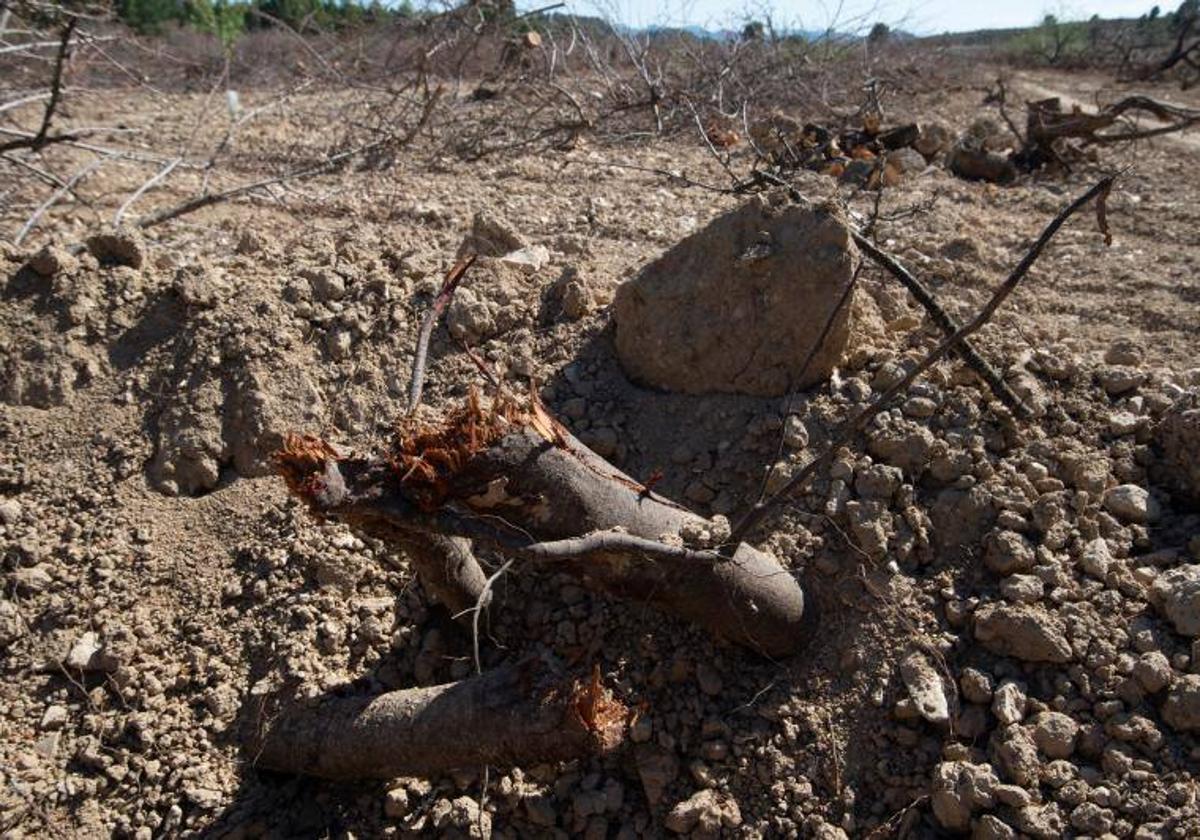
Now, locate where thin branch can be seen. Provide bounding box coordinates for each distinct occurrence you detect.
[754,169,1031,416]
[408,255,476,412]
[850,232,1030,416]
[730,175,1116,544]
[113,158,179,227]
[13,157,102,246]
[0,91,50,115]
[0,16,76,155]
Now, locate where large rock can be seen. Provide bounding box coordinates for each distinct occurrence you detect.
[613,194,858,396]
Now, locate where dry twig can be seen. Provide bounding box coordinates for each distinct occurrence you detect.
[730,175,1117,543]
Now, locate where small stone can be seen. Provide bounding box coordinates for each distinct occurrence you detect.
[384,786,410,819]
[1070,801,1114,834]
[1000,574,1043,604]
[1080,538,1112,579]
[856,464,902,501]
[663,789,742,834]
[992,681,1027,726]
[1108,410,1141,436]
[560,280,592,320]
[886,147,928,174]
[783,415,809,449]
[931,761,997,831]
[40,704,68,731]
[899,651,950,725]
[307,269,345,301]
[1162,674,1200,731]
[500,244,550,275]
[974,603,1073,663]
[64,632,120,673]
[1031,711,1078,758]
[1011,803,1066,839]
[902,396,937,418]
[0,498,20,524]
[1133,651,1172,693]
[1098,367,1145,396]
[960,668,994,704]
[984,530,1035,575]
[27,245,77,277]
[695,662,723,696]
[613,196,857,396]
[993,725,1040,786]
[1104,339,1144,367]
[635,745,678,806]
[973,814,1016,840]
[1156,394,1200,503]
[1103,484,1159,524]
[459,211,526,257]
[11,564,52,595]
[993,784,1031,808]
[326,330,353,361]
[1150,565,1200,636]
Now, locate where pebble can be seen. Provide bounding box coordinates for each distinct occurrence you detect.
[64,632,120,673]
[783,415,809,449]
[1031,711,1079,758]
[1107,410,1141,436]
[974,603,1073,663]
[662,789,741,835]
[992,681,1027,726]
[1150,565,1200,636]
[1103,484,1160,524]
[985,530,1035,575]
[499,244,550,275]
[40,704,68,731]
[960,668,994,704]
[1132,651,1173,694]
[930,761,997,830]
[12,564,52,595]
[0,498,20,524]
[1000,574,1044,604]
[635,745,677,806]
[1098,367,1145,397]
[384,786,409,819]
[899,651,950,725]
[974,814,1017,840]
[1079,538,1112,579]
[695,662,723,696]
[1162,674,1200,731]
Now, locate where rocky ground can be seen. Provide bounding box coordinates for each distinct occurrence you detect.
[2,65,1200,839]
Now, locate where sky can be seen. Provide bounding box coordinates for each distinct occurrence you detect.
[556,0,1165,35]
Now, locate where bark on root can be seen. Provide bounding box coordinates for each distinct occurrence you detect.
[276,391,809,658]
[245,659,626,780]
[1023,95,1200,167]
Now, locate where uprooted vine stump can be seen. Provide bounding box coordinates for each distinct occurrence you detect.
[246,659,626,780]
[275,390,809,659]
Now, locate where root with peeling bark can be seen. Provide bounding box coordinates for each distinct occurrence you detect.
[245,659,626,780]
[276,390,809,658]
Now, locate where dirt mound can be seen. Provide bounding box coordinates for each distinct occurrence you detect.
[4,91,1200,836]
